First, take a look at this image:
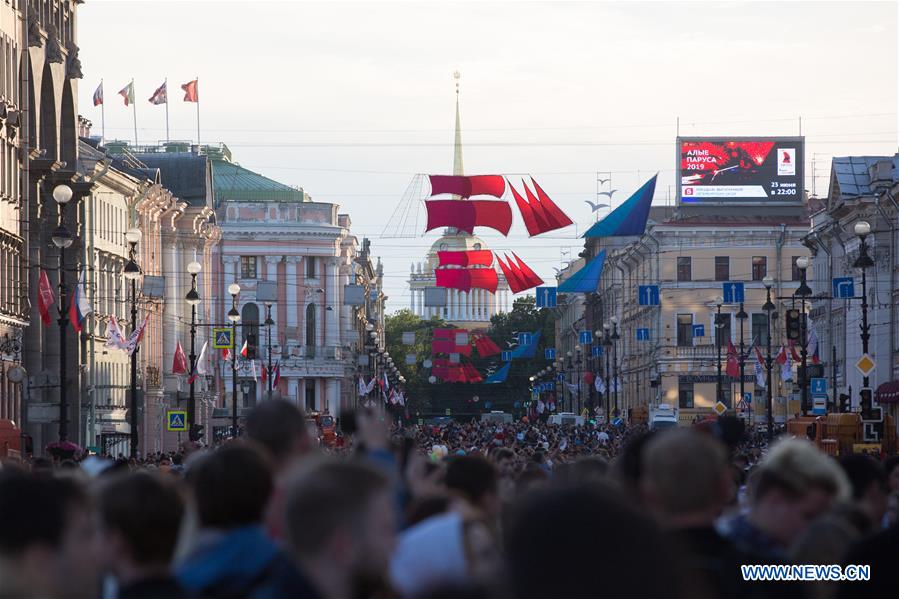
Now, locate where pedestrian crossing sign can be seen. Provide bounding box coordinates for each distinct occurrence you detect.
[167,410,188,432]
[213,328,234,349]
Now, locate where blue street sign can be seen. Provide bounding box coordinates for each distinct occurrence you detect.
[743,392,752,404]
[811,377,828,395]
[518,332,533,346]
[692,324,705,338]
[556,373,565,382]
[832,277,855,299]
[638,285,660,306]
[811,395,827,416]
[579,330,593,344]
[592,346,603,357]
[501,351,512,362]
[546,382,555,391]
[722,282,745,304]
[535,286,558,308]
[544,348,556,360]
[636,328,650,341]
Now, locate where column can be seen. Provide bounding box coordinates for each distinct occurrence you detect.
[325,258,340,346]
[298,378,307,411]
[285,256,299,342]
[264,256,281,350]
[162,237,180,373]
[288,378,299,406]
[326,379,340,415]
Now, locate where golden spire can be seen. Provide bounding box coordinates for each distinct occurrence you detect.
[453,70,464,177]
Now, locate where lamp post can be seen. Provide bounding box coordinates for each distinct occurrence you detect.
[575,344,583,414]
[715,295,724,406]
[185,261,202,436]
[50,184,74,442]
[565,350,573,412]
[603,323,612,423]
[610,317,620,416]
[264,302,274,397]
[736,300,748,417]
[853,221,874,392]
[227,283,241,437]
[762,276,776,442]
[795,257,812,415]
[123,228,142,457]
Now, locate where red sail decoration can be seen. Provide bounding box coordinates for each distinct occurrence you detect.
[437,250,494,268]
[462,362,484,383]
[507,178,573,236]
[473,333,501,357]
[436,268,498,293]
[425,200,512,235]
[431,329,473,356]
[496,253,543,294]
[428,175,506,198]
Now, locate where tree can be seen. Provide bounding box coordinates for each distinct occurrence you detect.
[384,309,445,386]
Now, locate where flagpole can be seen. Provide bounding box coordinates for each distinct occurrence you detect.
[101,79,105,143]
[195,76,200,145]
[164,77,170,143]
[131,79,138,146]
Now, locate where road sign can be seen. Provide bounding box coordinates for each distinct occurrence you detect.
[535,287,558,308]
[856,354,876,377]
[812,395,827,415]
[501,351,512,362]
[518,332,533,346]
[722,282,745,304]
[167,410,188,432]
[579,330,593,344]
[743,392,752,404]
[212,328,233,349]
[545,348,556,360]
[592,346,603,357]
[832,277,855,299]
[636,328,650,341]
[714,401,727,416]
[810,377,828,395]
[638,285,660,306]
[692,324,705,338]
[557,373,565,382]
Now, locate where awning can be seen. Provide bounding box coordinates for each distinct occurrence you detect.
[875,380,899,404]
[558,250,606,293]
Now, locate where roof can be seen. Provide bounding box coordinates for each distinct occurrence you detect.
[211,160,305,203]
[131,152,208,205]
[79,138,160,184]
[831,155,898,199]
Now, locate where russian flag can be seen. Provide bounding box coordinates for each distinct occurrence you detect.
[69,269,92,334]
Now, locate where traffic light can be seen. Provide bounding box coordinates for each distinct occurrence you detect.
[786,309,801,341]
[246,333,257,359]
[859,387,874,419]
[838,393,850,413]
[189,424,205,442]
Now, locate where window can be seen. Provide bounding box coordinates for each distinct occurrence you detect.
[752,256,767,281]
[305,385,316,412]
[305,303,317,354]
[677,314,693,347]
[240,256,258,279]
[715,256,730,281]
[306,256,317,278]
[791,256,802,281]
[241,303,260,359]
[678,381,694,409]
[677,256,692,282]
[751,313,769,347]
[715,313,731,347]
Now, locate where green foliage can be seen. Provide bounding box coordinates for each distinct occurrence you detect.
[384,309,445,386]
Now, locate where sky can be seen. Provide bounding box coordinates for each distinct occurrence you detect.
[77,1,898,313]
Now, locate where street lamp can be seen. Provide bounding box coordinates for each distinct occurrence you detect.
[185,261,202,438]
[795,256,812,415]
[51,184,74,443]
[603,323,612,423]
[264,302,274,397]
[762,276,776,442]
[228,282,241,437]
[715,295,725,407]
[610,317,620,417]
[124,228,142,457]
[853,222,874,394]
[575,344,583,414]
[736,297,748,418]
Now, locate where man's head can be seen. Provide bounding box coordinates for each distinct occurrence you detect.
[0,471,98,597]
[491,448,515,477]
[97,472,184,582]
[839,454,888,528]
[641,429,732,526]
[748,439,850,546]
[187,444,273,529]
[245,399,312,470]
[445,456,499,516]
[284,459,395,589]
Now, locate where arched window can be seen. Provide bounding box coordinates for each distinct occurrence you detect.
[305,303,316,355]
[241,302,259,356]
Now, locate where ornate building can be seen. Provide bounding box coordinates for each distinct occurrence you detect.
[407,76,510,327]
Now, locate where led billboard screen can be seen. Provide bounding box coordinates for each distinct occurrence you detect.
[678,137,804,204]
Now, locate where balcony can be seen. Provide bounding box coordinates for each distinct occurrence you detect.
[666,345,718,359]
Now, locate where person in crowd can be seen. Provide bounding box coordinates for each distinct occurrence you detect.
[245,399,314,541]
[720,438,850,560]
[391,456,502,597]
[883,455,899,494]
[838,454,888,534]
[176,444,289,597]
[504,481,679,599]
[0,469,99,598]
[97,471,187,599]
[265,459,396,599]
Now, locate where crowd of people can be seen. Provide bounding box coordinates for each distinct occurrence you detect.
[1,401,898,599]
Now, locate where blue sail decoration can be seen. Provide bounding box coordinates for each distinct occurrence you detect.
[483,362,510,384]
[583,174,657,238]
[510,331,541,359]
[558,250,606,293]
